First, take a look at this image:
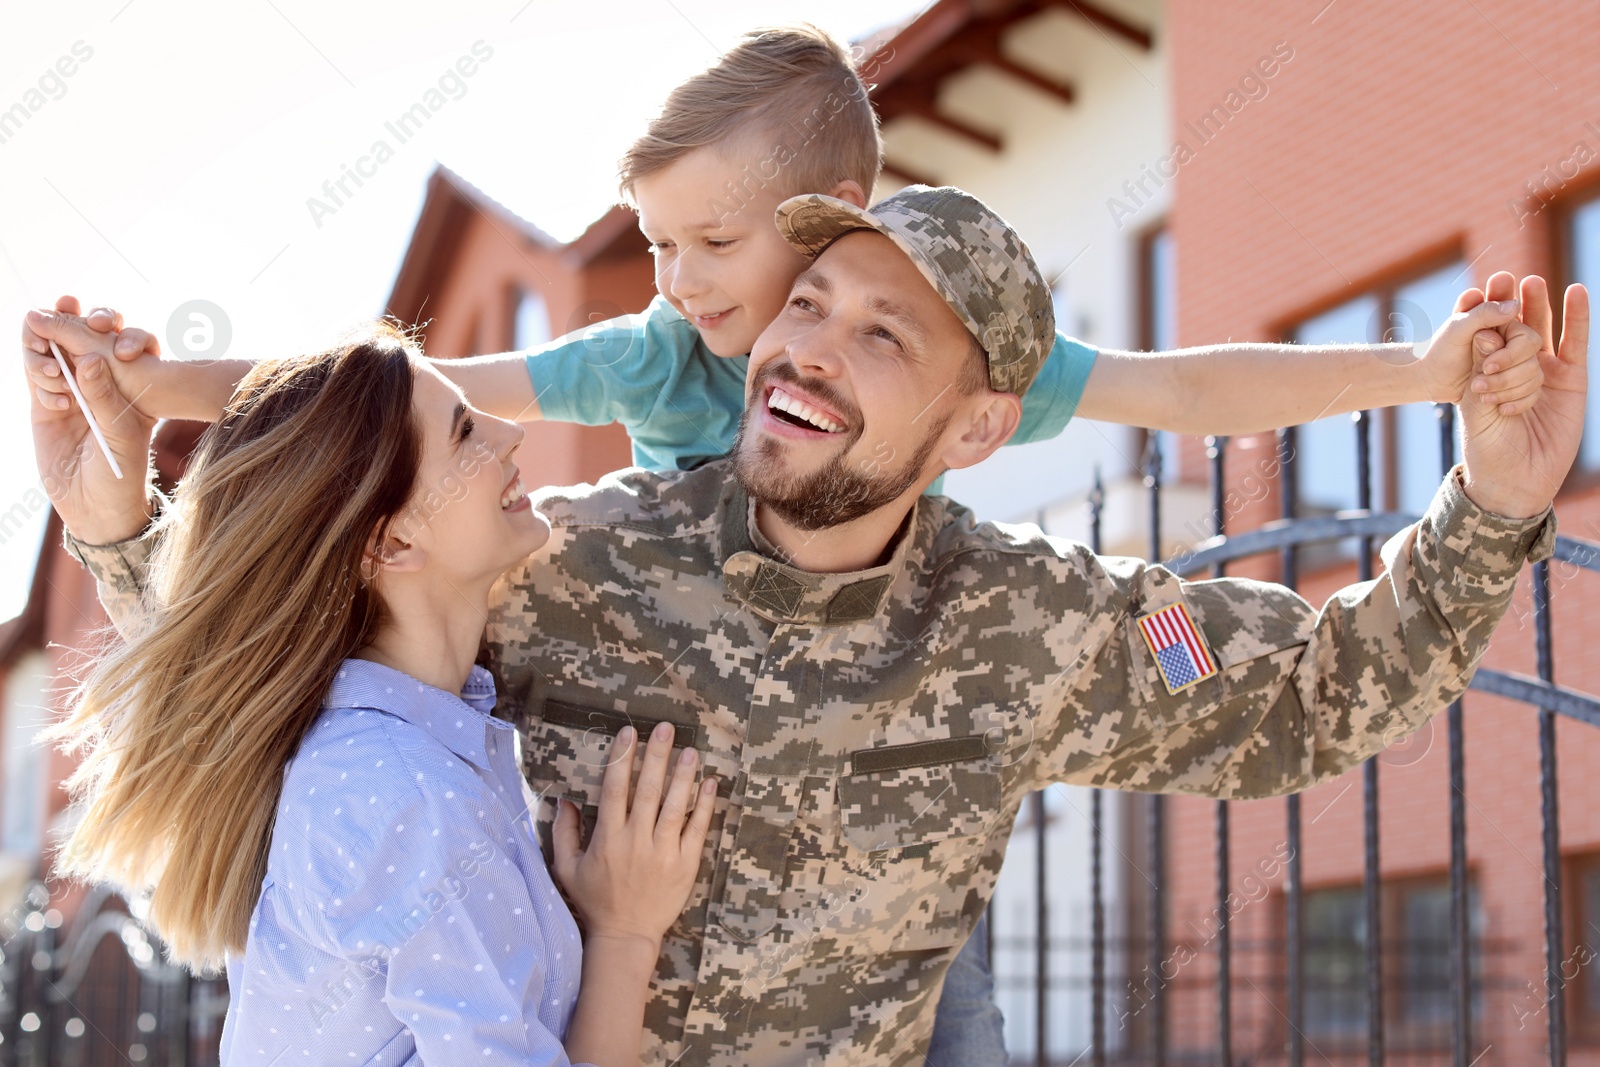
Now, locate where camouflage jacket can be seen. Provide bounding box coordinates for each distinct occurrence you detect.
[69,459,1554,1066]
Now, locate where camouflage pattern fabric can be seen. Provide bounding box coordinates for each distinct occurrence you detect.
[67,460,1554,1066]
[775,186,1055,396]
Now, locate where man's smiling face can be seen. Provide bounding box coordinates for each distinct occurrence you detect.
[732,229,997,531]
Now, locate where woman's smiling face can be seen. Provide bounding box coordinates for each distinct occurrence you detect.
[393,363,550,586]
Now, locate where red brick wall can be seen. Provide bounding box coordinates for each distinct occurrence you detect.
[1162,494,1600,1063]
[1156,1,1600,1060]
[1171,0,1599,345]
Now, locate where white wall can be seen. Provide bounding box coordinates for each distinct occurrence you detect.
[991,784,1131,1060]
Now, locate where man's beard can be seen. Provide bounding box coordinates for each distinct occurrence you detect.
[732,375,948,532]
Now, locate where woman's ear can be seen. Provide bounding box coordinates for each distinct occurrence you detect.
[363,527,425,579]
[941,392,1022,472]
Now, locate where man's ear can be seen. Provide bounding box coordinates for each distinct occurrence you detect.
[940,392,1022,472]
[828,179,869,209]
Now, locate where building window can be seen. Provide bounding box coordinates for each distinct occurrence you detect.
[513,287,551,352]
[1395,880,1456,1026]
[1290,262,1466,527]
[1301,876,1481,1047]
[1139,223,1179,480]
[1563,853,1600,1035]
[1564,194,1600,471]
[1390,877,1483,1041]
[1305,885,1367,1039]
[1141,225,1176,353]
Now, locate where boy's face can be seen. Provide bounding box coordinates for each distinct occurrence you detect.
[634,145,813,358]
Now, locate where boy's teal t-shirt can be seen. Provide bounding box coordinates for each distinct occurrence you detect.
[525,295,1098,488]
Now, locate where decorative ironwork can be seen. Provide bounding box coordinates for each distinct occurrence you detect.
[0,882,225,1066]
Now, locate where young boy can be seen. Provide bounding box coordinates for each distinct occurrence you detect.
[25,24,1540,1067]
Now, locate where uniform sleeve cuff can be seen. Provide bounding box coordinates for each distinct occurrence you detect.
[61,494,164,598]
[1393,465,1558,599]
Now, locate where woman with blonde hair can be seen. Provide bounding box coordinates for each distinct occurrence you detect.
[44,321,715,1066]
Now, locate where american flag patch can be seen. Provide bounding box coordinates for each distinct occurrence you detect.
[1136,602,1218,695]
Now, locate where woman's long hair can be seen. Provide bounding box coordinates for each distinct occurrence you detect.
[49,322,424,972]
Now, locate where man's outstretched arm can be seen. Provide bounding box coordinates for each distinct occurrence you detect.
[1027,285,1586,798]
[1031,464,1552,799]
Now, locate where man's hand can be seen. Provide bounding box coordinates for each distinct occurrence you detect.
[26,306,157,544]
[1459,280,1589,519]
[1420,271,1544,414]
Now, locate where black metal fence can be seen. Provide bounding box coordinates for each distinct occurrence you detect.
[1006,406,1600,1066]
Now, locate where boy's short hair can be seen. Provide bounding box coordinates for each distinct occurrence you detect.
[618,24,883,204]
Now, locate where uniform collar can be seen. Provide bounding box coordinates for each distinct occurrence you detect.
[323,658,502,771]
[717,480,913,625]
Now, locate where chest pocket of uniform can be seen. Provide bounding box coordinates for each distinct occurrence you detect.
[519,699,705,860]
[834,736,1005,952]
[523,699,702,788]
[839,736,1003,851]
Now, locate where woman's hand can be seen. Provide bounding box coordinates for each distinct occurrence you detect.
[553,723,718,1067]
[553,721,717,950]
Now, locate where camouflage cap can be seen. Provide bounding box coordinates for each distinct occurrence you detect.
[774,185,1054,396]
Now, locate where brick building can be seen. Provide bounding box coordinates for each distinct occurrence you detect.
[1155,1,1600,1062]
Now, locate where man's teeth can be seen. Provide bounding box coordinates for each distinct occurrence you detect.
[500,480,526,509]
[768,387,844,433]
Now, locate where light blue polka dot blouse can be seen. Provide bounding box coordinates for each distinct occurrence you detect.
[218,657,592,1065]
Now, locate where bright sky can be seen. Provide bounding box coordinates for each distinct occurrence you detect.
[0,0,926,621]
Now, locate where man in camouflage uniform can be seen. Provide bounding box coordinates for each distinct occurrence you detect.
[39,185,1587,1066]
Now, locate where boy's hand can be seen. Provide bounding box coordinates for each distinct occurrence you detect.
[92,301,162,362]
[24,296,239,423]
[42,296,162,360]
[1421,271,1543,414]
[551,722,717,950]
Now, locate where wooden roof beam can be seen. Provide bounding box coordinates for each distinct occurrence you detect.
[1051,0,1154,50]
[951,38,1076,105]
[875,85,1004,153]
[907,106,1004,152]
[886,18,1077,109]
